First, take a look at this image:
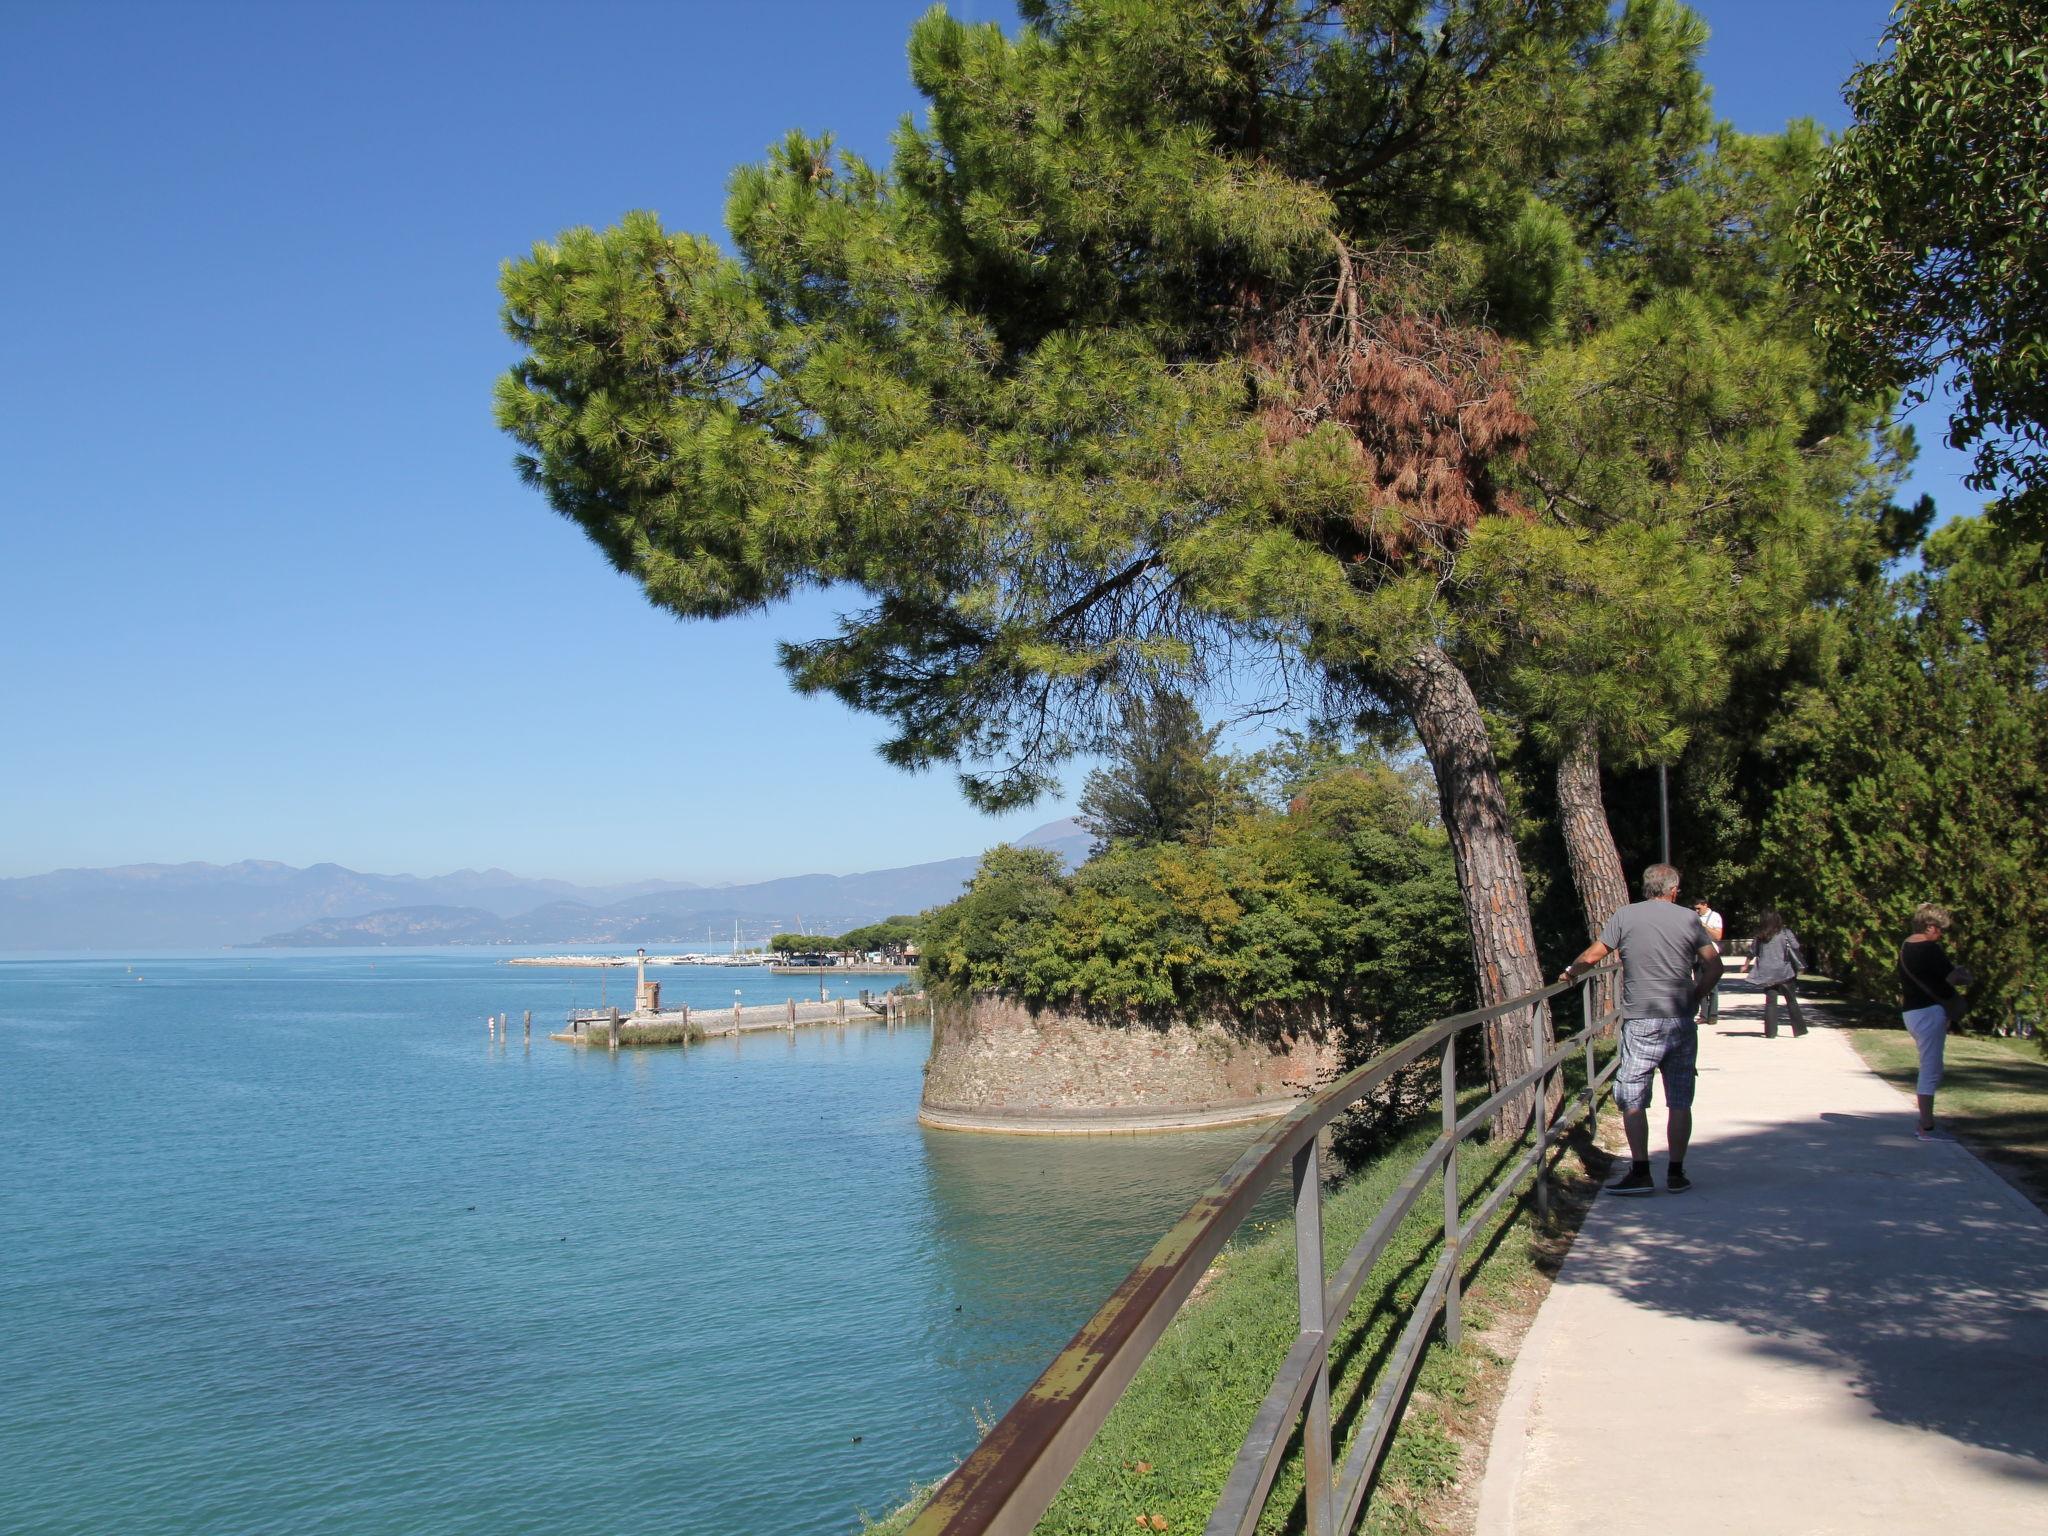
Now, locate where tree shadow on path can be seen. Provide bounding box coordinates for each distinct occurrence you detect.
[1561,1104,2048,1472]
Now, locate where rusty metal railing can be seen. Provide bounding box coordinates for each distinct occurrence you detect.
[905,961,1623,1536]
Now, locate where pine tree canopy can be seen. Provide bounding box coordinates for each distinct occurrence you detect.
[496,0,1806,811]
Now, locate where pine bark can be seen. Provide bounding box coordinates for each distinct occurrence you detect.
[1387,643,1551,1135]
[1555,723,1630,939]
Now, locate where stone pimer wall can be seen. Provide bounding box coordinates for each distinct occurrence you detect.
[919,992,1342,1133]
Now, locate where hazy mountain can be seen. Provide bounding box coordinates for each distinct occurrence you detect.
[2,820,1090,950]
[0,860,701,950]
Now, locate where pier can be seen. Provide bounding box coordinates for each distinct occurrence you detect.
[540,947,928,1046]
[552,992,929,1045]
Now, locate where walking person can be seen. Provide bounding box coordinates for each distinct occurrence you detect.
[1559,863,1723,1195]
[1748,911,1806,1038]
[1899,904,1973,1141]
[1693,899,1725,1026]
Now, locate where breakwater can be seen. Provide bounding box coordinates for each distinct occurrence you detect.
[554,991,930,1044]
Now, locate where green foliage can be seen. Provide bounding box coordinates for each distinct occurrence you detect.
[495,1,1770,810]
[920,760,1469,1039]
[835,915,922,954]
[1800,0,2048,540]
[1492,74,1893,773]
[1758,518,2048,1027]
[769,933,841,954]
[1076,689,1242,851]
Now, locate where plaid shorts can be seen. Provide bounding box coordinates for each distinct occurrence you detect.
[1614,1016,1698,1111]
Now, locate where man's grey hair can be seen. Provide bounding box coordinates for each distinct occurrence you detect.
[1641,863,1682,899]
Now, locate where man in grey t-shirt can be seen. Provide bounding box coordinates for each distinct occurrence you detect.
[1558,863,1723,1195]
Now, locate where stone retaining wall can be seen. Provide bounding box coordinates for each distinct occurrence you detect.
[919,992,1341,1134]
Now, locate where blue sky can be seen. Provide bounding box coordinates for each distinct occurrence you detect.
[0,0,1967,884]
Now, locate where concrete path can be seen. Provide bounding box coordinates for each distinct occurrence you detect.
[1476,978,2048,1535]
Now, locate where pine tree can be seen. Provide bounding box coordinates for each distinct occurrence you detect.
[495,1,1801,1117]
[1074,691,1235,852]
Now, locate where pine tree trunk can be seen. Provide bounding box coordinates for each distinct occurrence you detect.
[1556,723,1630,939]
[1388,643,1551,1136]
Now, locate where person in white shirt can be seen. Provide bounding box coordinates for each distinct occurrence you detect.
[1693,900,1725,1024]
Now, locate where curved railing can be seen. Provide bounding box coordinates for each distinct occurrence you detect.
[904,963,1622,1536]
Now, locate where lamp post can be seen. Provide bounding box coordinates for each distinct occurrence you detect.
[1658,763,1671,866]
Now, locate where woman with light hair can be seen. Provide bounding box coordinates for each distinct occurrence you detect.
[1898,903,1973,1141]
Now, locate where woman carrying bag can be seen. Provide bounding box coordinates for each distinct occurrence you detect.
[1748,911,1807,1038]
[1899,904,1974,1141]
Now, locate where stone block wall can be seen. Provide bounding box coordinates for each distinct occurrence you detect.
[919,992,1342,1133]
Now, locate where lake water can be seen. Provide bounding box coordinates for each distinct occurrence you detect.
[0,952,1263,1534]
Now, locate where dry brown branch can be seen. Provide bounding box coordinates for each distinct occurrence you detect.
[1249,247,1534,567]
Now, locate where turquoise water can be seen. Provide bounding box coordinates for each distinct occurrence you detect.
[0,953,1262,1534]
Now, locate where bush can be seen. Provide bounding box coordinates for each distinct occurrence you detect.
[918,762,1474,1152]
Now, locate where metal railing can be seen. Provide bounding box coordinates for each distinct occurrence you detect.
[904,961,1622,1536]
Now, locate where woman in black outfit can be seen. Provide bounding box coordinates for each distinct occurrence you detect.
[1899,903,1973,1140]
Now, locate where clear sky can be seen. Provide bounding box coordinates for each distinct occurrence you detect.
[0,0,1968,885]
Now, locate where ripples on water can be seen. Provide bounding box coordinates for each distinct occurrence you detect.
[0,954,1263,1533]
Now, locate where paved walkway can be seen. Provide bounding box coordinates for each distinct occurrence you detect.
[1477,977,2048,1535]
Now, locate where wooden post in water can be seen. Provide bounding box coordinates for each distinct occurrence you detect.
[608,1006,620,1052]
[523,1010,531,1045]
[837,998,847,1024]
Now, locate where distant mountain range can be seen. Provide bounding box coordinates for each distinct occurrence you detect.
[0,822,1091,950]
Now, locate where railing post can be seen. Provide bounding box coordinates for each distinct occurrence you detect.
[1293,1139,1335,1536]
[1582,982,1597,1126]
[1441,1038,1461,1350]
[1532,1003,1551,1226]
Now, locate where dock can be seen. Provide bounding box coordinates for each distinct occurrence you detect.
[766,962,915,975]
[551,990,930,1045]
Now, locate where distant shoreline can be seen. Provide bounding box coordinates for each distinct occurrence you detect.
[507,954,772,968]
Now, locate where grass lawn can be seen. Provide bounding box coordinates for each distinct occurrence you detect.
[1844,1025,2048,1210]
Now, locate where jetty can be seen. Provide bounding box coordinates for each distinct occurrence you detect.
[508,952,771,968]
[554,991,928,1045]
[767,961,915,975]
[549,948,926,1045]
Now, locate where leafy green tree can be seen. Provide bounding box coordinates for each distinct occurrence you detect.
[920,757,1470,1145]
[1758,518,2048,1030]
[769,933,842,954]
[836,915,922,955]
[916,844,1070,985]
[1458,6,1904,944]
[1075,690,1239,852]
[496,1,1784,1114]
[1800,0,2048,541]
